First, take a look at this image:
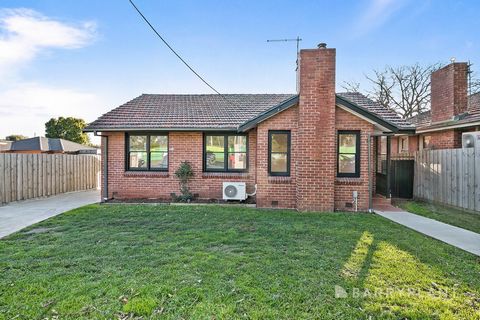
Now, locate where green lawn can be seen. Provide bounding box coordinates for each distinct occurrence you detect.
[398,200,480,234]
[1,205,479,319]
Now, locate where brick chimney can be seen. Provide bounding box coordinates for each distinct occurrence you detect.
[430,62,468,123]
[296,43,336,212]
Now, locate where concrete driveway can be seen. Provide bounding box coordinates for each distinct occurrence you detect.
[0,190,100,238]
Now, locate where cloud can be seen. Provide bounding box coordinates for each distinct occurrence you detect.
[0,8,96,78]
[0,8,101,139]
[354,0,409,35]
[0,82,105,137]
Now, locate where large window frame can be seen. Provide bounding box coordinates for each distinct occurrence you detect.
[125,132,169,171]
[268,130,291,176]
[337,130,361,178]
[203,132,249,172]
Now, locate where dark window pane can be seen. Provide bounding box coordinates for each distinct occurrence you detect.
[129,136,147,151]
[271,153,287,173]
[339,154,356,173]
[228,136,247,152]
[150,136,168,152]
[339,134,356,153]
[271,134,288,153]
[206,135,224,153]
[151,152,168,169]
[206,152,224,169]
[377,154,387,174]
[228,152,247,170]
[129,152,147,169]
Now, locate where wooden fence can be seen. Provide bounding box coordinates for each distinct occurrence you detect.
[414,148,480,212]
[0,153,100,205]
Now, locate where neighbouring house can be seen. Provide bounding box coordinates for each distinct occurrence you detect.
[391,63,480,155]
[85,44,414,211]
[0,140,12,152]
[0,137,99,155]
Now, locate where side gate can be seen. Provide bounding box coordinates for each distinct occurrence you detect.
[390,159,414,199]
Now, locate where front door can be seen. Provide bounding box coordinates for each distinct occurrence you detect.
[375,136,390,197]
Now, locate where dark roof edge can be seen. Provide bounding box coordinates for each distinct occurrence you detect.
[335,95,413,133]
[238,95,300,132]
[83,127,239,133]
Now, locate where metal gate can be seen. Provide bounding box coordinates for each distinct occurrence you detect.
[390,159,414,199]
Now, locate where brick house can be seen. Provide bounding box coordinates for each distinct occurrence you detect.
[85,44,413,211]
[391,63,480,156]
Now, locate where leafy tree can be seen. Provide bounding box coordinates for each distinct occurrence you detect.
[5,134,28,141]
[45,117,90,145]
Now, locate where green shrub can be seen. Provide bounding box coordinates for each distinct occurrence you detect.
[174,161,194,202]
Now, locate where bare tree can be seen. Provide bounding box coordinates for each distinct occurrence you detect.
[468,62,480,95]
[340,80,361,93]
[366,63,441,119]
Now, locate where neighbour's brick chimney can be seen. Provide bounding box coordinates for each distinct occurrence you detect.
[296,43,336,212]
[431,62,468,123]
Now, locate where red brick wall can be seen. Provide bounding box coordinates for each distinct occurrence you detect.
[256,106,298,209]
[334,107,376,211]
[296,46,336,211]
[102,131,257,200]
[431,63,468,123]
[390,135,419,154]
[420,131,456,149]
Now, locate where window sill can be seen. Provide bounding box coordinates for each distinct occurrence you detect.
[268,176,292,184]
[202,172,250,179]
[335,177,364,185]
[124,171,169,178]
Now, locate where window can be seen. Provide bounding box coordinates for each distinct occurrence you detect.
[399,136,409,153]
[204,133,248,172]
[127,133,168,171]
[422,135,432,149]
[377,136,387,174]
[337,131,360,177]
[268,131,291,176]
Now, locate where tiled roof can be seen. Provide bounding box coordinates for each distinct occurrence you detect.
[408,110,431,127]
[407,92,480,131]
[336,92,414,130]
[86,94,296,131]
[85,92,411,132]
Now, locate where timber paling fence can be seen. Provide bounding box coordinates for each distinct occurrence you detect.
[414,148,480,212]
[0,153,100,205]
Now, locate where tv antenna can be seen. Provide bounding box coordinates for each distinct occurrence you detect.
[266,36,302,55]
[266,36,302,91]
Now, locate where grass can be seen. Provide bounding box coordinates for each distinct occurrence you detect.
[398,200,480,234]
[0,205,479,319]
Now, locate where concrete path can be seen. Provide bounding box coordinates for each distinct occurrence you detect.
[0,190,100,239]
[375,209,480,256]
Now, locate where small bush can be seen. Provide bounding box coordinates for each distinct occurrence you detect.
[174,161,194,202]
[123,297,157,316]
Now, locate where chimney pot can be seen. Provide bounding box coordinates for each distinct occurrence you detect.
[318,42,327,49]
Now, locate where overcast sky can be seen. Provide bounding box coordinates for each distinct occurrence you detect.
[0,0,478,139]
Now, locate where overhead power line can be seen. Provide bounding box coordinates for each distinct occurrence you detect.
[128,0,228,98]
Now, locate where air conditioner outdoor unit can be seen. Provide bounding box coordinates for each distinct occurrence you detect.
[223,182,247,201]
[462,131,480,149]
